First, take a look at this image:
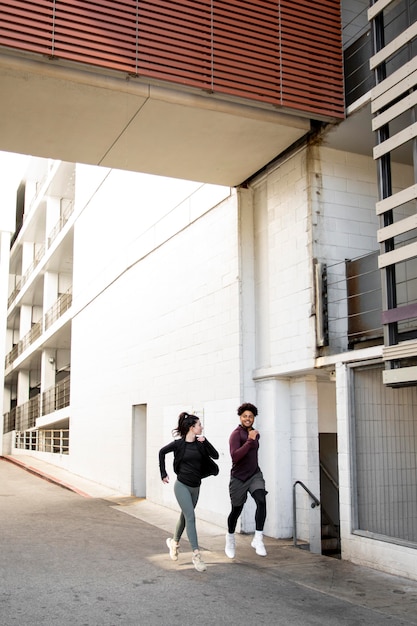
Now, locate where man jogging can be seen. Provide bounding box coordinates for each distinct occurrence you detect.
[225,402,268,558]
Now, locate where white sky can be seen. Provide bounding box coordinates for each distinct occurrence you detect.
[0,152,30,231]
[0,151,30,192]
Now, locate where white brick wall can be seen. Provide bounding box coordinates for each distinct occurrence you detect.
[252,150,316,372]
[313,147,380,352]
[67,167,241,525]
[316,147,379,262]
[251,143,382,372]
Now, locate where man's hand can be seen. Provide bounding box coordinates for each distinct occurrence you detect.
[248,429,259,440]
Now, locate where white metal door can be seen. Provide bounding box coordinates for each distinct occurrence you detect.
[132,404,147,497]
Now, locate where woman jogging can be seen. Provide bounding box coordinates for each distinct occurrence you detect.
[159,411,219,572]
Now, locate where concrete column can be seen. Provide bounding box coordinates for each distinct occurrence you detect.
[335,362,352,557]
[24,180,37,211]
[41,349,56,394]
[240,377,293,539]
[21,241,34,275]
[253,190,271,369]
[45,197,60,242]
[44,271,59,312]
[291,375,321,553]
[260,377,293,538]
[237,187,256,401]
[20,304,32,336]
[17,370,30,405]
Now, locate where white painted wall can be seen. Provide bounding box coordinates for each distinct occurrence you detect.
[252,150,317,373]
[67,166,241,526]
[318,379,337,433]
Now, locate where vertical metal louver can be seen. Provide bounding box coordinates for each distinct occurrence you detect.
[369,0,417,385]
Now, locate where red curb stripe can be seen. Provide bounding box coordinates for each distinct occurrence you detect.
[1,455,92,498]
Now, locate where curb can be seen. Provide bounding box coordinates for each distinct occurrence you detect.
[1,455,91,498]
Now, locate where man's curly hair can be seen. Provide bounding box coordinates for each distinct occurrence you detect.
[237,402,258,416]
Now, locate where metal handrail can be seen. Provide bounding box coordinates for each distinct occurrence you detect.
[320,460,339,491]
[293,480,320,548]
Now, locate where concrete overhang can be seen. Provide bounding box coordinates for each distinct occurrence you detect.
[0,51,311,186]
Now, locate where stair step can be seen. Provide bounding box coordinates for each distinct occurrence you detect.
[321,537,340,550]
[321,523,339,537]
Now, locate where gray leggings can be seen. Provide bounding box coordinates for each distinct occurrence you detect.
[173,480,200,551]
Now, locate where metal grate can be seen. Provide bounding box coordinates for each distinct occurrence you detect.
[323,251,383,354]
[353,365,417,543]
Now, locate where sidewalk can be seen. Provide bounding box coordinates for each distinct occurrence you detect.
[4,453,417,625]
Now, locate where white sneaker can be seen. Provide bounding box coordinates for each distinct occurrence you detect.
[225,532,236,558]
[251,533,267,557]
[192,551,207,572]
[166,537,179,561]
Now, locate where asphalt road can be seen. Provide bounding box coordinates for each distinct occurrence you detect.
[1,459,416,626]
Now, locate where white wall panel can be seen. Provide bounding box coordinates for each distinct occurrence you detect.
[67,168,240,525]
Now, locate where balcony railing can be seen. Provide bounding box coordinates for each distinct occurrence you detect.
[8,244,45,308]
[3,377,70,434]
[44,289,72,331]
[3,407,16,433]
[15,396,40,431]
[7,278,22,309]
[5,288,72,369]
[8,201,74,308]
[48,200,74,247]
[42,376,70,416]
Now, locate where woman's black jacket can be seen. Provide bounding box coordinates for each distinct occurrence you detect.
[159,438,219,481]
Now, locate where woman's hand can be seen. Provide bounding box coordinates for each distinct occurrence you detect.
[196,436,206,442]
[162,476,169,484]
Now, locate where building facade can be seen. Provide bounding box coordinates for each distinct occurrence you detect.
[1,0,417,581]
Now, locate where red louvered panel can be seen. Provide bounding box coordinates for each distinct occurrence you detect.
[52,0,138,73]
[213,0,280,105]
[0,0,53,55]
[280,0,344,118]
[137,0,212,88]
[283,1,341,25]
[137,20,211,64]
[282,37,343,64]
[0,0,345,120]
